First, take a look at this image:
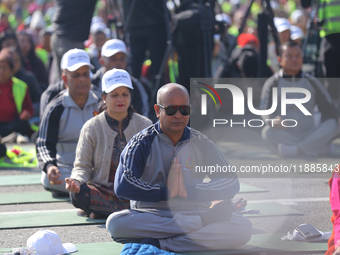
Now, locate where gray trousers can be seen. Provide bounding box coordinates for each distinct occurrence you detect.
[106,209,253,252]
[262,119,339,156]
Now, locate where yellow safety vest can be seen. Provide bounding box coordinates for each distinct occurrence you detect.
[319,0,340,36]
[11,77,28,115]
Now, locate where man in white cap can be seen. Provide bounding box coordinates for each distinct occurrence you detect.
[86,22,108,72]
[268,18,292,72]
[40,50,102,119]
[36,48,100,197]
[290,25,304,45]
[274,17,291,44]
[92,39,149,117]
[290,9,306,34]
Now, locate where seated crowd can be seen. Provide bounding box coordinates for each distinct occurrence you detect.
[0,2,340,253]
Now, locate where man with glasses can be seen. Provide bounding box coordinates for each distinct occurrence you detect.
[106,83,252,252]
[260,41,340,157]
[36,49,100,197]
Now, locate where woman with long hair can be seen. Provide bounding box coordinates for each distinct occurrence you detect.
[18,31,48,92]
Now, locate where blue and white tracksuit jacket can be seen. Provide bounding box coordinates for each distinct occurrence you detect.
[114,122,239,213]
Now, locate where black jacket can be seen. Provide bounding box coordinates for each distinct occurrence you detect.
[123,0,167,29]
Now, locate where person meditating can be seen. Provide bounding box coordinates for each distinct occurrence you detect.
[106,83,252,252]
[65,69,152,219]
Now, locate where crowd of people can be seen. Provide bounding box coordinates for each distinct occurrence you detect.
[0,0,340,253]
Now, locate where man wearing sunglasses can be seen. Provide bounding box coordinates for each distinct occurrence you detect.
[107,83,252,252]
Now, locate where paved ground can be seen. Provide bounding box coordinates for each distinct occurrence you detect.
[0,124,338,254]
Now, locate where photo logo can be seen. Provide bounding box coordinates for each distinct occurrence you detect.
[196,82,222,115]
[194,81,312,128]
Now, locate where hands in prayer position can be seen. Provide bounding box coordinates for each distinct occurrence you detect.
[166,157,188,199]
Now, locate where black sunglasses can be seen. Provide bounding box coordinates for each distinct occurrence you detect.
[157,104,191,116]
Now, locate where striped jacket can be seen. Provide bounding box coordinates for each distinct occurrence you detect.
[114,122,240,213]
[36,89,99,173]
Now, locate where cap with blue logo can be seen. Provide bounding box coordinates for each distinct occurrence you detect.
[102,69,133,93]
[61,48,94,71]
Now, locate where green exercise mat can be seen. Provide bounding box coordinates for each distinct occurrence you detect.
[183,233,328,254]
[0,242,124,255]
[78,235,327,254]
[0,202,302,229]
[0,183,266,205]
[0,209,105,229]
[0,192,70,205]
[0,174,41,186]
[239,183,268,193]
[75,242,124,255]
[0,234,326,255]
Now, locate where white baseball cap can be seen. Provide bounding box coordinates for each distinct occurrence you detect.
[274,17,291,33]
[61,48,94,71]
[102,69,133,93]
[90,22,107,35]
[101,39,128,58]
[290,9,304,24]
[290,25,304,40]
[27,229,77,255]
[91,16,104,26]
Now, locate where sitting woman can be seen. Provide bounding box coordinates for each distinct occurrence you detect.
[9,47,41,118]
[0,48,34,141]
[65,69,152,219]
[17,31,48,92]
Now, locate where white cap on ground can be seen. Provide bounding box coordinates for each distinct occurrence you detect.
[101,39,128,58]
[274,17,291,33]
[27,229,77,255]
[290,25,304,40]
[61,48,94,71]
[102,69,133,94]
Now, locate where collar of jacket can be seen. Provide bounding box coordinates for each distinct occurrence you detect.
[279,69,304,78]
[62,89,99,108]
